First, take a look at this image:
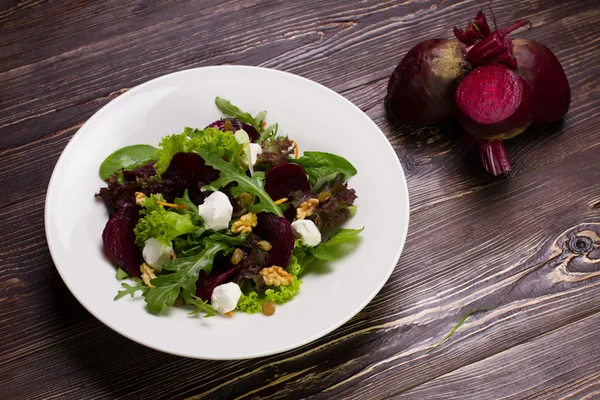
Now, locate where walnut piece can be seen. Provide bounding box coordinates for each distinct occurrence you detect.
[296,198,319,220]
[135,192,147,206]
[231,213,258,234]
[140,263,156,287]
[259,266,292,286]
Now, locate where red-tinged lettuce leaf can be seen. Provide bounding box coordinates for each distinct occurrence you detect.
[311,176,357,231]
[102,204,143,277]
[255,137,295,171]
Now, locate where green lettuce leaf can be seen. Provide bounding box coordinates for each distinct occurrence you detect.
[236,256,303,314]
[293,151,357,186]
[198,149,283,216]
[134,194,198,246]
[154,127,241,176]
[144,240,231,314]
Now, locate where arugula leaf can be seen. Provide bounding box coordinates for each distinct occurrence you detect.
[154,127,241,176]
[144,240,230,314]
[188,295,217,317]
[259,123,278,144]
[114,278,149,300]
[293,152,357,186]
[215,97,259,129]
[198,149,283,216]
[116,267,129,280]
[99,144,158,181]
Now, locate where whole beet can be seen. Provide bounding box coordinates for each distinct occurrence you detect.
[512,39,571,122]
[385,39,470,126]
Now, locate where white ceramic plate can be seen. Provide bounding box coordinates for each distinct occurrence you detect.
[45,66,409,359]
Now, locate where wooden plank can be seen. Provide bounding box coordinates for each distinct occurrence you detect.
[393,312,600,399]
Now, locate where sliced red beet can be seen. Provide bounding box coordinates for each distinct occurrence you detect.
[254,213,295,268]
[164,152,219,184]
[264,163,311,201]
[455,64,533,140]
[207,118,259,142]
[195,264,238,301]
[102,203,142,277]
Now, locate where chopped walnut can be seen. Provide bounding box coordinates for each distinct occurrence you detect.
[296,198,319,220]
[231,248,244,265]
[231,213,258,234]
[140,263,156,287]
[257,240,272,251]
[259,266,292,286]
[135,192,147,206]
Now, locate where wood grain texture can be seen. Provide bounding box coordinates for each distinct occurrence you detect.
[1,0,599,399]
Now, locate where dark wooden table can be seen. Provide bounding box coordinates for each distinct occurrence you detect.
[2,1,599,399]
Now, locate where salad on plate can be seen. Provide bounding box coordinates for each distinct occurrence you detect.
[96,97,362,317]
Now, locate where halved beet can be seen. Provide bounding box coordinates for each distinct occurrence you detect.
[164,152,219,184]
[264,163,310,201]
[195,264,238,301]
[207,118,259,142]
[254,213,295,268]
[102,203,142,277]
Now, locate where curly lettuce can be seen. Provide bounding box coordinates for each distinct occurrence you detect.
[134,194,198,246]
[236,256,303,314]
[154,127,241,176]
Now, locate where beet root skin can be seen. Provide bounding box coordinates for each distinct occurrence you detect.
[513,39,571,123]
[455,63,534,140]
[385,39,470,126]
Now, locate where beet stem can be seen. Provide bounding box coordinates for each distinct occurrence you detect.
[503,19,530,34]
[477,139,512,175]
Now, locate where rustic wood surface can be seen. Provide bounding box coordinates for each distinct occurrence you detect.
[1,0,599,398]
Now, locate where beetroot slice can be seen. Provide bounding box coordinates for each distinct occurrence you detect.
[102,204,142,277]
[455,64,533,140]
[254,213,294,268]
[264,163,311,201]
[207,118,259,142]
[164,152,219,184]
[195,264,238,301]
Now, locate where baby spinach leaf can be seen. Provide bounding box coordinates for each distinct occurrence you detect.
[293,152,357,186]
[99,144,158,181]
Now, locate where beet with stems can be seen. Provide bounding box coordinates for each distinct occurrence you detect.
[386,39,470,126]
[451,10,571,175]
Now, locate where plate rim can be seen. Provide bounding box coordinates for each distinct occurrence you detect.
[44,65,410,359]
